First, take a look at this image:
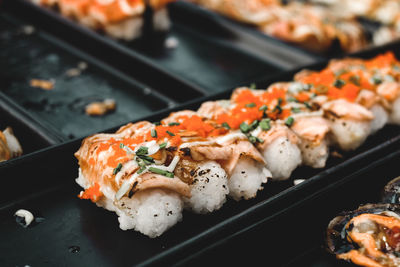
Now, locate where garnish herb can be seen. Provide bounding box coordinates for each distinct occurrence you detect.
[287,97,299,103]
[113,163,123,175]
[159,142,167,149]
[333,79,345,88]
[151,129,157,138]
[349,75,360,86]
[166,130,175,136]
[168,122,180,126]
[250,120,259,130]
[245,102,256,108]
[371,75,382,85]
[259,105,268,111]
[135,146,148,156]
[291,107,301,113]
[222,122,231,130]
[149,167,174,178]
[240,122,251,133]
[260,119,271,131]
[285,117,294,127]
[249,83,257,89]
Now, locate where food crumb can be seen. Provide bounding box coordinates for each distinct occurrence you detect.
[85,99,116,116]
[165,37,179,49]
[293,179,305,186]
[331,150,343,158]
[15,209,34,228]
[30,79,55,90]
[65,61,88,77]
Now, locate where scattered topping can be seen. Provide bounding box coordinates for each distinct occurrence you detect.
[85,99,116,116]
[149,167,174,178]
[30,79,55,90]
[166,130,175,136]
[113,163,123,175]
[285,117,294,127]
[260,119,271,131]
[78,183,102,202]
[15,209,34,228]
[159,142,167,149]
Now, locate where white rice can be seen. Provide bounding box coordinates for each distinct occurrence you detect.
[328,118,371,151]
[299,139,329,169]
[389,97,400,125]
[117,189,183,238]
[184,161,229,214]
[370,104,389,133]
[261,136,302,181]
[228,157,269,201]
[104,17,144,41]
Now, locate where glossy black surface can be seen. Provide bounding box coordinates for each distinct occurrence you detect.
[0,14,171,140]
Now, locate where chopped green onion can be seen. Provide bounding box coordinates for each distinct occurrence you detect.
[222,122,231,130]
[349,75,360,86]
[140,156,155,165]
[166,130,175,136]
[248,135,257,144]
[113,163,123,175]
[136,146,148,156]
[119,143,124,149]
[240,122,251,133]
[260,119,271,131]
[291,107,301,113]
[304,102,312,109]
[371,75,382,85]
[333,79,346,88]
[137,166,146,174]
[151,129,157,138]
[249,83,257,89]
[273,105,282,114]
[250,120,259,130]
[159,142,167,149]
[149,167,174,178]
[285,117,295,127]
[287,97,298,103]
[168,122,180,126]
[245,102,256,108]
[259,105,268,111]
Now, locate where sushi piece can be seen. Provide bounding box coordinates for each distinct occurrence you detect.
[0,127,23,162]
[33,0,175,41]
[326,203,400,267]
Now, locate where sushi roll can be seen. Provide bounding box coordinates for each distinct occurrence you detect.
[33,0,175,41]
[0,127,23,162]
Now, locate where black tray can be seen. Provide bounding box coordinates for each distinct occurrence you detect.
[1,43,400,266]
[1,0,314,96]
[0,12,180,141]
[174,0,400,60]
[0,93,63,166]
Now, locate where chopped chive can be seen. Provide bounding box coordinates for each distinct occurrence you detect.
[240,122,251,133]
[245,102,256,108]
[168,122,180,126]
[260,119,271,131]
[119,143,124,148]
[137,166,146,174]
[136,146,148,156]
[159,142,167,149]
[151,129,157,138]
[249,83,257,89]
[113,163,123,175]
[153,122,161,126]
[248,135,257,144]
[285,117,294,127]
[273,105,282,114]
[222,122,231,130]
[291,107,301,113]
[349,75,360,86]
[259,105,268,111]
[277,98,283,105]
[139,155,155,164]
[256,137,264,143]
[166,130,175,136]
[371,75,382,85]
[287,97,299,103]
[304,102,312,109]
[149,167,174,178]
[250,120,259,130]
[333,79,346,88]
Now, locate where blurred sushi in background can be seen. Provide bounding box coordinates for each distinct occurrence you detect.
[32,0,175,41]
[0,127,23,162]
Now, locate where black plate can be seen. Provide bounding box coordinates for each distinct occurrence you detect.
[0,13,178,141]
[1,43,400,266]
[174,1,400,59]
[1,0,313,96]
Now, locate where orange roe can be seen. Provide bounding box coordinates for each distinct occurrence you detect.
[78,183,102,202]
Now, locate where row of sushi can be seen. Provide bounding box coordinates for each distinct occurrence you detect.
[75,51,400,238]
[0,127,22,163]
[190,0,400,53]
[326,176,400,267]
[32,0,175,40]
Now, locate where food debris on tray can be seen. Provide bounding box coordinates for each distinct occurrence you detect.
[0,127,22,162]
[190,0,400,53]
[85,98,116,116]
[326,176,400,267]
[75,51,400,238]
[29,78,55,90]
[32,0,176,41]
